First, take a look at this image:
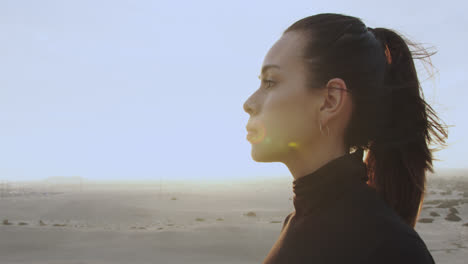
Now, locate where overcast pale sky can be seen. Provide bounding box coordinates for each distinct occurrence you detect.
[0,0,465,181]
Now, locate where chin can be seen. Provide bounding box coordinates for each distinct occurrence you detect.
[250,144,283,162]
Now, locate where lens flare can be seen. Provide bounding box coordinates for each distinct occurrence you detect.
[288,142,299,149]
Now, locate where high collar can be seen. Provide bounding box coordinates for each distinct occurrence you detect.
[292,149,369,217]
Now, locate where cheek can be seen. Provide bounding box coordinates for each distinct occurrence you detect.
[262,89,317,144]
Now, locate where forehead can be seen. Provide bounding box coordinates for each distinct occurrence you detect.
[262,31,307,73]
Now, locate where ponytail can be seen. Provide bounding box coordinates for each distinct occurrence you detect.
[364,28,449,228]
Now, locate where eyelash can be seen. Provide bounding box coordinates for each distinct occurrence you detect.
[258,75,275,89]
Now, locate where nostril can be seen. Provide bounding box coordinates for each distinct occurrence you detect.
[243,102,253,115]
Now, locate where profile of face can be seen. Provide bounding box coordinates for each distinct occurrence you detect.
[243,31,323,163]
[243,31,352,164]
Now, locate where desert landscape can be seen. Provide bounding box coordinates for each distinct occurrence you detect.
[0,172,467,264]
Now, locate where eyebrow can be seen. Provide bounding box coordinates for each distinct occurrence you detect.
[261,64,280,75]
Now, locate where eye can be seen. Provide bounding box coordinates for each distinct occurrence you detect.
[258,75,275,89]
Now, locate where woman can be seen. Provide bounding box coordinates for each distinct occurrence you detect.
[243,13,448,264]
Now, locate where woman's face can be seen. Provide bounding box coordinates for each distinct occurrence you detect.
[243,31,323,163]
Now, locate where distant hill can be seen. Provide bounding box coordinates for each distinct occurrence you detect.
[42,176,86,184]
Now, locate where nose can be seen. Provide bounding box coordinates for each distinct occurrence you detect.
[243,98,255,115]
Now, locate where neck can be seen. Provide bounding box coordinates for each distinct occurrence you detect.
[284,141,347,181]
[290,148,368,217]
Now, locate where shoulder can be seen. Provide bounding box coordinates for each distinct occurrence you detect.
[281,212,293,232]
[362,232,435,264]
[348,185,435,263]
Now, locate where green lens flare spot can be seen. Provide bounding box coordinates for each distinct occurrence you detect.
[288,142,298,148]
[265,137,271,144]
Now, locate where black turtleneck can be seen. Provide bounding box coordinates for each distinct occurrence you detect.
[262,150,435,264]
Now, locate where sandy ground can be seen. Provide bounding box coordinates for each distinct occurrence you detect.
[0,176,466,264]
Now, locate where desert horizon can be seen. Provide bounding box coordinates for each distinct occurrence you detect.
[1,169,467,263]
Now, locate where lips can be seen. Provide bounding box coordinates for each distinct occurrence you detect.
[246,121,266,144]
[246,132,257,142]
[246,123,257,133]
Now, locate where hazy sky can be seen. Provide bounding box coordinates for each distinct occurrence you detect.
[0,0,466,181]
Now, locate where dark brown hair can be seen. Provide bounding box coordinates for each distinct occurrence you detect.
[284,13,449,228]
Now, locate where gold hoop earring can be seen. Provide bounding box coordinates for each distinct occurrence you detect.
[319,123,330,136]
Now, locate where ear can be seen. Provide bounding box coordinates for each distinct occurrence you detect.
[319,78,350,125]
